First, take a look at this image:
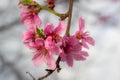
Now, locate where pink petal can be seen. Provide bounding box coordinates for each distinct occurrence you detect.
[35,38,44,46]
[79,17,85,33]
[66,54,73,67]
[69,44,82,54]
[46,54,56,70]
[68,36,79,46]
[33,14,41,27]
[44,23,54,35]
[80,51,89,57]
[73,53,86,61]
[19,5,29,12]
[60,51,66,61]
[22,30,34,41]
[32,52,45,67]
[54,21,66,34]
[28,42,39,49]
[45,36,52,50]
[21,12,32,27]
[85,37,95,46]
[21,13,41,29]
[45,36,61,55]
[82,39,89,49]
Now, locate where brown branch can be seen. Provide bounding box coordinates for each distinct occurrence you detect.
[37,57,61,80]
[65,0,74,36]
[26,57,61,80]
[44,3,68,20]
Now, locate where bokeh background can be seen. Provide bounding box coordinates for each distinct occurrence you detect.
[0,0,120,80]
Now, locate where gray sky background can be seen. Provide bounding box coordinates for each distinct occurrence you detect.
[0,0,120,80]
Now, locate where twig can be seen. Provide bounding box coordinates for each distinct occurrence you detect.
[37,57,61,80]
[65,0,74,36]
[26,72,36,80]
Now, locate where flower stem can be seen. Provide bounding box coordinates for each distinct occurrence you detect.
[38,57,61,80]
[65,0,74,36]
[38,4,68,20]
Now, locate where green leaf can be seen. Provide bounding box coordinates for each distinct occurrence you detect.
[36,27,45,38]
[19,0,32,5]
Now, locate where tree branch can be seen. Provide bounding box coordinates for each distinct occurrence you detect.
[65,0,74,36]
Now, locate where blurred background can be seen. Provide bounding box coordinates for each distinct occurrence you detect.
[0,0,120,80]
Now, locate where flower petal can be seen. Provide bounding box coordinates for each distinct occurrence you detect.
[82,39,89,49]
[66,54,73,67]
[73,53,86,61]
[46,54,56,70]
[54,21,66,34]
[85,37,95,46]
[21,12,41,29]
[79,17,85,33]
[44,23,54,35]
[22,30,34,41]
[80,51,89,57]
[35,38,44,46]
[32,52,44,67]
[45,36,61,55]
[68,36,79,46]
[28,42,40,49]
[60,50,66,61]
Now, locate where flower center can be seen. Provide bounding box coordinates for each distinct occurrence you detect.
[76,34,82,40]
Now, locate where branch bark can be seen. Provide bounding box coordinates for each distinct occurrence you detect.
[65,0,74,36]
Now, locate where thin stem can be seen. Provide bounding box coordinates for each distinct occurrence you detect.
[65,0,74,36]
[26,72,36,80]
[38,5,68,20]
[38,57,61,80]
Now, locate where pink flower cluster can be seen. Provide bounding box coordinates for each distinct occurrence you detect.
[19,0,95,69]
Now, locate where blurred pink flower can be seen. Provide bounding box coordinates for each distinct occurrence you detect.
[22,28,40,49]
[23,29,35,41]
[75,17,95,49]
[60,36,88,67]
[21,12,41,29]
[44,21,66,43]
[32,36,61,69]
[19,0,41,29]
[44,21,66,35]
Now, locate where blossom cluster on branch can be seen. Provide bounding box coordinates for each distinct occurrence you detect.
[19,0,95,75]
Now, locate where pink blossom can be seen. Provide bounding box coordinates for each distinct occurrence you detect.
[21,12,41,29]
[44,21,66,42]
[60,36,88,67]
[19,0,42,29]
[19,0,30,12]
[22,29,35,41]
[32,36,61,69]
[22,28,39,49]
[75,17,95,49]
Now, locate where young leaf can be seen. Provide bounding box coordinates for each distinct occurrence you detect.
[19,0,32,5]
[36,27,45,38]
